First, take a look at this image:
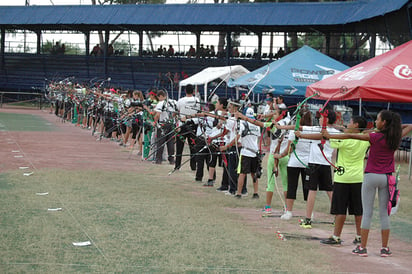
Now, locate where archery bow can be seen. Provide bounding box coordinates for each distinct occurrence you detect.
[289,93,319,168]
[240,64,271,111]
[317,87,348,175]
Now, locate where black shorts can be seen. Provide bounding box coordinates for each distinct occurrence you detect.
[286,166,309,200]
[240,155,258,174]
[330,182,362,216]
[307,163,333,191]
[208,144,219,168]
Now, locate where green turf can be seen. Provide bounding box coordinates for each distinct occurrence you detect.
[1,163,411,272]
[0,169,333,273]
[0,113,56,132]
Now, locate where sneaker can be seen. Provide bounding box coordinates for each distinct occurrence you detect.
[380,247,392,257]
[300,218,312,229]
[353,236,361,245]
[352,245,368,257]
[203,180,214,187]
[241,192,248,197]
[320,236,342,245]
[216,187,229,192]
[195,178,202,182]
[234,194,242,199]
[225,191,235,196]
[252,193,259,199]
[280,211,293,220]
[263,206,272,214]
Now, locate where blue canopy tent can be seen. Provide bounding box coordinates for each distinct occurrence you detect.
[228,46,350,97]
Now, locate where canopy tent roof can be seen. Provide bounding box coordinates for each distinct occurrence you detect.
[306,40,412,103]
[178,65,250,102]
[0,0,410,33]
[227,46,349,97]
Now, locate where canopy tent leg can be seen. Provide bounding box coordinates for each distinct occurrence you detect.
[204,83,207,102]
[409,138,412,180]
[359,98,362,116]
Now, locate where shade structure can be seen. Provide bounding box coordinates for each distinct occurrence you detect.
[178,65,249,101]
[227,46,349,97]
[306,40,412,103]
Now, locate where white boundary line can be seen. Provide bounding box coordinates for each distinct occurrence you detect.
[0,113,109,262]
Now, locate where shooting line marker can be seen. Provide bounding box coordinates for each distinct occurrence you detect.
[47,208,62,211]
[72,241,92,247]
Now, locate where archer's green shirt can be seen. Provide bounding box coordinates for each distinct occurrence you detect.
[330,138,370,183]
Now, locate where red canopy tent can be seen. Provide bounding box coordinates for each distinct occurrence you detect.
[306,40,412,103]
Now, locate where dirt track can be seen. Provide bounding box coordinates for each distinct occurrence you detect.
[1,107,411,273]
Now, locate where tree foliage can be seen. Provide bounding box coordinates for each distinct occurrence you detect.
[41,40,81,55]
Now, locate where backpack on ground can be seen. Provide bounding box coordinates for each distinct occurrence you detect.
[387,165,400,216]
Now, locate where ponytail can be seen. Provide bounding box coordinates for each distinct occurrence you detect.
[379,110,402,151]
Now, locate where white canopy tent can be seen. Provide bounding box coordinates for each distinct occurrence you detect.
[178,65,250,102]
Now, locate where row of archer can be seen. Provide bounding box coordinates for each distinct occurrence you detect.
[47,81,412,256]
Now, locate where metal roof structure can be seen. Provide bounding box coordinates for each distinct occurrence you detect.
[0,0,411,34]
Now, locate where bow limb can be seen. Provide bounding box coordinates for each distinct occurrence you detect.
[241,64,271,110]
[289,93,319,168]
[317,89,346,175]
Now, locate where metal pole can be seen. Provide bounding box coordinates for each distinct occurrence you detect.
[359,98,362,116]
[408,137,412,180]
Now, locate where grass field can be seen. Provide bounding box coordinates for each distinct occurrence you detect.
[1,164,412,273]
[0,168,336,273]
[0,112,56,132]
[1,109,412,273]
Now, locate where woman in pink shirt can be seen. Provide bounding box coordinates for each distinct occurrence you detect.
[324,110,412,257]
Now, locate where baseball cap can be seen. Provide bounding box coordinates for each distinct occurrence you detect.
[245,108,255,119]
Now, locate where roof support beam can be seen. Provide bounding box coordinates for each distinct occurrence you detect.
[138,31,143,57]
[36,30,41,55]
[226,31,231,65]
[195,32,200,56]
[84,30,90,56]
[104,29,109,76]
[369,33,376,58]
[257,32,262,60]
[1,28,4,69]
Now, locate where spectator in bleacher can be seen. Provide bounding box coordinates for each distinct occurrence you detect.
[210,45,215,57]
[157,45,164,56]
[108,44,114,56]
[57,43,65,55]
[205,45,211,57]
[90,44,102,56]
[275,47,285,59]
[197,44,205,58]
[232,47,240,57]
[51,42,61,55]
[187,45,196,57]
[167,45,174,57]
